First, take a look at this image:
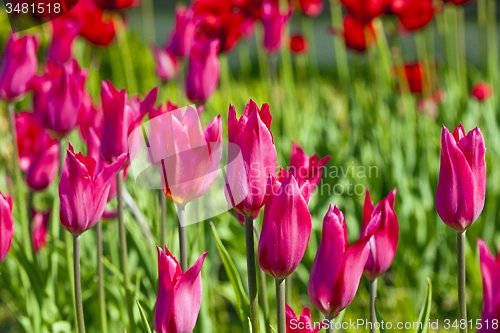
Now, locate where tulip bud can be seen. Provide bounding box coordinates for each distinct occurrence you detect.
[342,15,376,52]
[472,82,493,102]
[26,140,59,191]
[152,46,179,83]
[258,169,312,279]
[286,303,323,332]
[226,99,277,217]
[362,188,399,280]
[289,34,309,54]
[0,192,14,263]
[185,38,220,104]
[59,142,127,235]
[289,141,330,192]
[297,0,323,17]
[403,62,426,94]
[0,33,38,102]
[154,246,207,333]
[391,0,434,31]
[436,124,486,232]
[166,7,197,58]
[48,17,79,64]
[477,239,500,332]
[32,209,50,252]
[261,0,292,53]
[340,0,384,23]
[308,204,381,316]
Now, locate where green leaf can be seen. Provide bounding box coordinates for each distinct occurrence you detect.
[269,324,276,333]
[415,278,432,333]
[210,222,250,323]
[136,298,153,333]
[374,300,388,333]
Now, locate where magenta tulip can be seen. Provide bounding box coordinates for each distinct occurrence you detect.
[286,303,322,333]
[78,92,104,144]
[308,204,381,316]
[289,141,330,192]
[436,124,486,232]
[32,209,50,252]
[153,46,179,83]
[166,6,197,58]
[154,245,207,333]
[362,188,399,280]
[26,139,59,191]
[100,81,158,164]
[226,99,277,217]
[258,168,312,279]
[31,60,88,138]
[0,33,38,102]
[261,0,292,53]
[0,192,14,264]
[185,38,220,104]
[48,17,79,64]
[472,82,493,102]
[59,142,127,235]
[477,239,500,332]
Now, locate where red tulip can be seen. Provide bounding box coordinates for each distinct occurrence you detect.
[472,82,493,102]
[48,17,79,64]
[152,46,179,83]
[235,0,266,19]
[32,209,50,252]
[0,192,14,264]
[362,188,399,280]
[289,141,330,192]
[443,0,474,5]
[308,204,381,316]
[436,124,486,232]
[78,92,104,144]
[403,62,426,93]
[68,0,116,46]
[391,0,434,31]
[100,81,158,164]
[289,34,309,54]
[477,239,500,333]
[258,168,312,279]
[286,303,322,332]
[26,139,59,191]
[226,99,277,217]
[166,7,197,58]
[340,0,384,23]
[94,0,138,10]
[31,60,88,139]
[154,246,207,333]
[59,142,127,235]
[261,0,292,53]
[342,15,376,52]
[298,0,323,17]
[0,33,38,102]
[185,38,220,104]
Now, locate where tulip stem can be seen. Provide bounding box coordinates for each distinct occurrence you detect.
[96,221,108,333]
[457,231,468,333]
[160,191,166,247]
[276,279,286,333]
[369,279,377,333]
[245,215,261,333]
[176,204,188,272]
[117,171,135,333]
[326,315,335,333]
[253,222,271,333]
[73,235,86,333]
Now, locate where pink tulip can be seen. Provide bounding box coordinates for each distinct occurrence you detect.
[100,81,158,164]
[149,100,179,120]
[362,188,399,280]
[289,141,330,192]
[286,303,322,332]
[153,46,179,83]
[154,246,207,333]
[185,38,220,104]
[472,82,493,102]
[166,7,197,58]
[436,124,486,232]
[0,192,14,263]
[258,168,312,279]
[261,0,292,53]
[78,92,104,144]
[59,142,127,235]
[26,139,59,191]
[298,0,323,17]
[0,33,38,102]
[32,209,50,252]
[31,60,88,139]
[308,204,381,316]
[477,239,500,333]
[48,17,79,64]
[226,99,277,217]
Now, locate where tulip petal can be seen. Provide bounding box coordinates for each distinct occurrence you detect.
[477,239,500,333]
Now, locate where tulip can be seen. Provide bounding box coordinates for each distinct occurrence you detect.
[308,204,381,317]
[185,38,220,104]
[261,0,292,53]
[154,246,207,333]
[286,304,322,333]
[403,62,426,94]
[152,46,179,83]
[0,33,38,102]
[289,34,309,54]
[298,0,323,17]
[149,100,179,119]
[94,0,138,10]
[48,17,79,64]
[166,7,197,58]
[258,168,312,280]
[26,139,59,191]
[391,0,434,31]
[289,141,330,192]
[32,209,50,252]
[362,188,399,279]
[59,142,127,236]
[472,82,493,102]
[342,15,376,52]
[436,124,486,232]
[100,81,158,164]
[477,239,500,333]
[78,92,104,144]
[68,0,116,46]
[340,0,384,23]
[31,60,88,139]
[0,192,14,264]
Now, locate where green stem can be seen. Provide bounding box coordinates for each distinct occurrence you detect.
[301,16,319,79]
[176,204,188,272]
[160,192,166,247]
[276,279,286,333]
[326,316,335,333]
[245,215,261,333]
[219,55,232,100]
[285,275,292,304]
[238,40,252,78]
[486,0,498,86]
[141,0,155,43]
[369,279,377,333]
[455,6,467,97]
[117,171,135,332]
[329,0,350,83]
[66,229,76,325]
[96,221,108,333]
[115,16,138,94]
[73,235,86,333]
[457,231,467,333]
[253,222,271,333]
